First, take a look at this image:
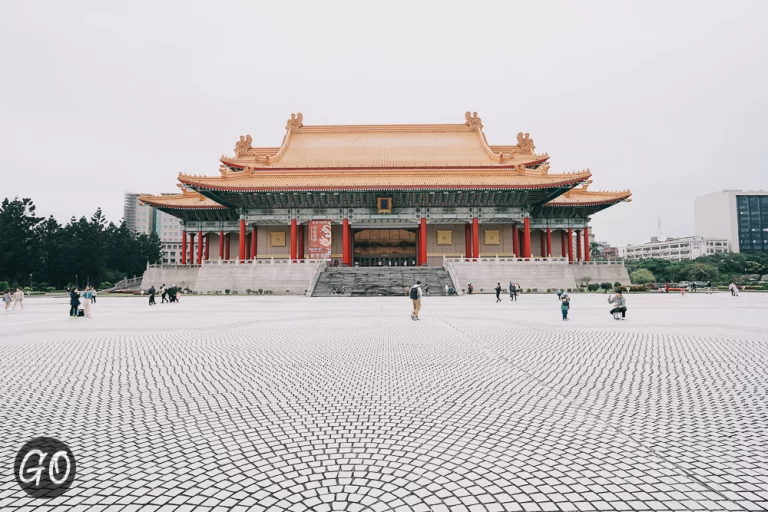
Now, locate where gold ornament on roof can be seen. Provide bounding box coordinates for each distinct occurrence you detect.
[464,111,482,130]
[287,112,304,130]
[538,164,550,176]
[516,132,535,155]
[235,135,253,158]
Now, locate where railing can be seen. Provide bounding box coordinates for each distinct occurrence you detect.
[306,260,328,296]
[107,276,143,291]
[442,259,463,295]
[148,258,327,269]
[442,255,625,266]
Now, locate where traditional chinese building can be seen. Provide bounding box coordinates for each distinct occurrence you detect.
[139,113,631,294]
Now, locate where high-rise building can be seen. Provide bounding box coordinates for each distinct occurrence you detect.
[124,193,184,264]
[695,190,768,253]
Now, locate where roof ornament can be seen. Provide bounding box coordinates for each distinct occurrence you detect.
[464,111,482,131]
[516,132,535,156]
[235,135,253,158]
[219,165,230,176]
[287,112,304,131]
[538,164,550,176]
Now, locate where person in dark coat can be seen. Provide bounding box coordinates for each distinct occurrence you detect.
[148,285,156,306]
[69,287,81,318]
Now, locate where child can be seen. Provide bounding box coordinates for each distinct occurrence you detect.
[561,296,570,321]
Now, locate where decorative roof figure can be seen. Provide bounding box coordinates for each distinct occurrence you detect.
[287,112,304,131]
[517,132,535,155]
[464,111,482,130]
[235,135,253,158]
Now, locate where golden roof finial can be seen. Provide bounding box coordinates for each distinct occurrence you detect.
[287,112,304,131]
[464,111,482,130]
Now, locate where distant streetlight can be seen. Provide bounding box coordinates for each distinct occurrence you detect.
[29,273,32,288]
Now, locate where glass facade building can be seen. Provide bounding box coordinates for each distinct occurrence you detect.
[737,195,768,253]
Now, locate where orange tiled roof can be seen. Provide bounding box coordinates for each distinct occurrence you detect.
[138,189,227,209]
[178,168,592,192]
[222,112,549,169]
[545,184,632,206]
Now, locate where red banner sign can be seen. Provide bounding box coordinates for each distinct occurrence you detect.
[308,220,332,260]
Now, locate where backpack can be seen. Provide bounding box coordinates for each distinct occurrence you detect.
[409,286,419,300]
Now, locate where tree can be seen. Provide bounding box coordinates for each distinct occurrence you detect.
[600,282,612,292]
[0,198,43,284]
[630,268,655,284]
[685,263,719,282]
[589,242,603,258]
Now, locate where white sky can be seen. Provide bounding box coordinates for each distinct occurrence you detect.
[1,0,766,245]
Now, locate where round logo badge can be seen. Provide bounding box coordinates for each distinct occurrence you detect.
[14,437,77,498]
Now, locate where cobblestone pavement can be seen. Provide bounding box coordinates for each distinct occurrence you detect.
[0,293,766,511]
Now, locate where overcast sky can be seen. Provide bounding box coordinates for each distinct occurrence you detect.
[1,0,766,246]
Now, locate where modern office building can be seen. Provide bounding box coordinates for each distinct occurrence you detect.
[695,190,768,253]
[124,193,184,264]
[622,236,729,261]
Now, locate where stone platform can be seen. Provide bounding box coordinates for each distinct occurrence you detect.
[0,293,766,511]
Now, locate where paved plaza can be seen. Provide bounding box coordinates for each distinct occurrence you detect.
[0,293,767,511]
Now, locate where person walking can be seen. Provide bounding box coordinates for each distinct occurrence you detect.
[495,283,502,303]
[681,285,685,297]
[148,285,156,306]
[729,282,739,296]
[424,283,429,297]
[3,290,12,311]
[409,280,423,321]
[706,281,712,294]
[69,287,81,318]
[509,282,515,301]
[607,291,627,320]
[82,286,93,317]
[161,284,168,303]
[560,294,570,321]
[12,288,24,311]
[467,283,474,295]
[91,287,97,303]
[691,282,697,293]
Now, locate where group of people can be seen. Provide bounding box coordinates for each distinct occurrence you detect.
[493,282,521,302]
[147,284,181,305]
[2,288,24,311]
[68,286,96,318]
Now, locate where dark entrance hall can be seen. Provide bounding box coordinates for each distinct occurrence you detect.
[352,228,417,267]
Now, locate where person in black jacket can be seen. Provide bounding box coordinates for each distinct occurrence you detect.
[148,285,156,306]
[495,283,502,302]
[69,288,81,318]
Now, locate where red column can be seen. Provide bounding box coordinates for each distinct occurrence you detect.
[512,223,519,257]
[523,217,531,258]
[204,234,210,261]
[342,219,350,266]
[297,225,304,260]
[290,219,297,262]
[561,231,567,257]
[539,231,546,258]
[465,224,472,259]
[472,217,479,259]
[238,219,246,261]
[251,226,257,260]
[188,233,195,265]
[576,230,582,261]
[347,221,353,264]
[567,228,574,263]
[583,226,590,262]
[181,231,187,265]
[419,217,427,266]
[225,233,231,260]
[546,228,552,258]
[218,231,224,259]
[197,231,203,265]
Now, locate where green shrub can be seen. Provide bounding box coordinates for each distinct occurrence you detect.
[257,288,263,295]
[613,282,622,288]
[532,288,538,292]
[630,269,655,284]
[0,281,8,292]
[46,286,56,293]
[628,285,646,292]
[600,282,612,292]
[101,282,113,289]
[225,289,231,295]
[588,283,600,292]
[246,289,252,295]
[526,288,531,293]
